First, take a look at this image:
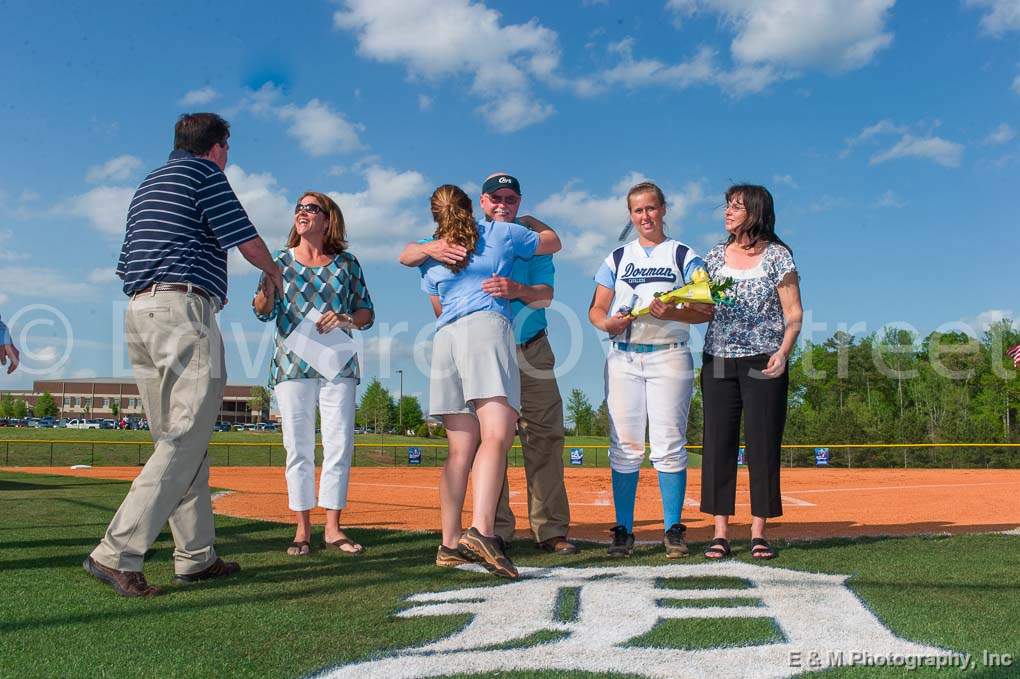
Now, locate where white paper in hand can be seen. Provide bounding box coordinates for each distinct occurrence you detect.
[282,308,358,381]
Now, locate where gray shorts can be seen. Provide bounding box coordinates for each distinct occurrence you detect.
[428,311,521,416]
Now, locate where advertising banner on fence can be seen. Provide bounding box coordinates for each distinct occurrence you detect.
[815,447,830,466]
[570,448,584,465]
[408,447,422,465]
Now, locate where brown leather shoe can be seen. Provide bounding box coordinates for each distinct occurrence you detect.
[537,536,579,555]
[172,557,241,585]
[82,556,162,597]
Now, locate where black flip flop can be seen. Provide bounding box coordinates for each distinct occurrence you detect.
[287,540,311,556]
[704,537,731,559]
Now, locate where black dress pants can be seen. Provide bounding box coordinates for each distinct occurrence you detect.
[699,352,788,518]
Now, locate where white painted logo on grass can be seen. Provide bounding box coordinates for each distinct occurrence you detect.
[315,563,953,679]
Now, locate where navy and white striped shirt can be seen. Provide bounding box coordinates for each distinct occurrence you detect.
[117,150,259,302]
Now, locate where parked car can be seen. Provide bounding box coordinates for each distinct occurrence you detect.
[213,421,232,432]
[233,424,247,432]
[100,419,118,430]
[55,418,69,428]
[32,417,57,428]
[255,422,278,432]
[244,424,258,432]
[66,418,101,430]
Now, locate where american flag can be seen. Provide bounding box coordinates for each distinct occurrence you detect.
[1008,344,1020,368]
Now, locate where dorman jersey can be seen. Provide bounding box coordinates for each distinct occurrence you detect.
[598,238,706,345]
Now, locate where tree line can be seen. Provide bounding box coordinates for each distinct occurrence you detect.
[566,322,1019,467]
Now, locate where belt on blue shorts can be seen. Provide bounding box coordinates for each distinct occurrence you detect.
[612,341,685,353]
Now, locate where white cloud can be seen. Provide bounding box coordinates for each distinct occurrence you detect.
[242,81,284,115]
[665,0,894,72]
[869,135,964,167]
[1013,74,1020,94]
[984,122,1016,145]
[960,309,1017,335]
[418,94,433,111]
[18,190,39,203]
[180,86,219,106]
[65,185,135,236]
[225,162,433,268]
[0,267,95,299]
[334,0,563,131]
[0,292,7,305]
[86,268,117,284]
[327,166,433,260]
[874,190,907,208]
[976,309,1015,330]
[773,174,798,188]
[965,0,1020,36]
[534,175,706,262]
[224,164,295,251]
[72,368,99,379]
[278,99,364,156]
[0,229,29,262]
[843,120,965,167]
[841,119,906,156]
[85,155,142,184]
[240,83,364,156]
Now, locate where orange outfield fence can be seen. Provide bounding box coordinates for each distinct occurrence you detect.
[6,465,1020,544]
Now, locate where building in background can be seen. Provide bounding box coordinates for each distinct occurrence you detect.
[2,379,262,423]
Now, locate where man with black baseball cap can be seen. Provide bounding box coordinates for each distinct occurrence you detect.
[399,172,576,556]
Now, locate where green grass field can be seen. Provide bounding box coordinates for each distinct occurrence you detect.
[0,430,702,469]
[1,471,1017,678]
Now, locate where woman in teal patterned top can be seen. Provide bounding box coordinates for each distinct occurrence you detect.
[253,191,374,556]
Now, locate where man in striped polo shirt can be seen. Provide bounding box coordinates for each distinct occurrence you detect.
[84,113,282,597]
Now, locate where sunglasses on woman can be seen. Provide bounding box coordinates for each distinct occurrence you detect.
[295,203,325,215]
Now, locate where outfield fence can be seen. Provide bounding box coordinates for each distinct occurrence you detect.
[0,440,1018,469]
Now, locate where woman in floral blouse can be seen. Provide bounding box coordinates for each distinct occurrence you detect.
[253,191,374,556]
[700,184,802,560]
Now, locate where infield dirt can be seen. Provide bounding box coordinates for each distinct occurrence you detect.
[9,466,1019,542]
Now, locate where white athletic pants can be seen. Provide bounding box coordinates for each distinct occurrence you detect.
[274,377,357,511]
[605,346,694,473]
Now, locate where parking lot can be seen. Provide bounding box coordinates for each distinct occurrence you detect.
[0,417,278,432]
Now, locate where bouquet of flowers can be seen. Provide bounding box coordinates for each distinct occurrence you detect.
[628,268,734,317]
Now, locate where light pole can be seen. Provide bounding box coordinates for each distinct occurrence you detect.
[396,369,404,434]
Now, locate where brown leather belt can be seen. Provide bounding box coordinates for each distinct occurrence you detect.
[134,282,213,303]
[517,328,547,350]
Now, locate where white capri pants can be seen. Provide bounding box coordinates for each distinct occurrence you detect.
[605,346,695,474]
[274,376,357,511]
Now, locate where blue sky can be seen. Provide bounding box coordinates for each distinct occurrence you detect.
[1,0,1017,407]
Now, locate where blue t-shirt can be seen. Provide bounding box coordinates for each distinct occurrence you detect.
[509,254,554,344]
[0,315,9,346]
[420,220,540,328]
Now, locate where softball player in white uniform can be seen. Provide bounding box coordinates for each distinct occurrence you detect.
[588,182,712,557]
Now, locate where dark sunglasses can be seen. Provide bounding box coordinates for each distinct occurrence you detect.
[295,203,325,215]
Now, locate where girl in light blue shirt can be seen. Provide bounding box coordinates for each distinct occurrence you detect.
[419,184,561,578]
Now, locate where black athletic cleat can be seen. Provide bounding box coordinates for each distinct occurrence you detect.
[607,525,635,557]
[664,523,689,558]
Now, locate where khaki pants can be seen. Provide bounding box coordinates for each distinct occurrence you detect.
[91,291,226,574]
[494,334,570,543]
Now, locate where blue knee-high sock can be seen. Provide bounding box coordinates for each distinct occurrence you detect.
[611,469,640,532]
[657,469,687,529]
